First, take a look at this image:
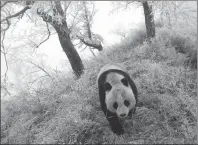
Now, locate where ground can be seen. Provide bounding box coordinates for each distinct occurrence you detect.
[1,24,197,144]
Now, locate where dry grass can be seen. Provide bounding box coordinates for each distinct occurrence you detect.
[1,23,197,144]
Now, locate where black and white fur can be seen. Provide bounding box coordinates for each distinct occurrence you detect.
[97,63,138,135]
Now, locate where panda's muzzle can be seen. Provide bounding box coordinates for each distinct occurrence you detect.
[119,113,127,118]
[117,105,129,118]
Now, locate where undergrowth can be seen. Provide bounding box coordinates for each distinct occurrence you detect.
[1,23,197,144]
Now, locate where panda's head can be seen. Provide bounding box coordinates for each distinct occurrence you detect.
[104,77,136,118]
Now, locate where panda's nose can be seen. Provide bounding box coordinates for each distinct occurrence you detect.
[119,113,127,117]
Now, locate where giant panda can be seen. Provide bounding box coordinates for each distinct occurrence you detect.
[97,63,138,135]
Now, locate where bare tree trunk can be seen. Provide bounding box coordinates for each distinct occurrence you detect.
[37,2,84,78]
[142,1,155,40]
[54,23,84,77]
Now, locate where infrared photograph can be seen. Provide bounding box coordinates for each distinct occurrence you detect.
[1,1,197,144]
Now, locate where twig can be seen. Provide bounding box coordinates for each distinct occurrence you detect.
[0,30,12,98]
[68,8,81,32]
[28,61,52,78]
[64,1,71,13]
[73,40,81,47]
[89,48,96,56]
[36,22,51,48]
[28,75,48,88]
[80,45,87,52]
[21,70,42,79]
[77,35,103,51]
[1,31,8,81]
[1,84,12,97]
[25,12,34,22]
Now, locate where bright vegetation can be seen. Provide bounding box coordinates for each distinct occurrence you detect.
[1,22,197,144]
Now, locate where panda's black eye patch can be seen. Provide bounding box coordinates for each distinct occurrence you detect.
[104,82,112,91]
[113,102,118,109]
[124,100,130,107]
[121,78,128,86]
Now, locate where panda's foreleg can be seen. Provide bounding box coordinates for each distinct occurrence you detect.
[98,86,124,135]
[106,110,124,135]
[128,107,136,118]
[106,114,124,135]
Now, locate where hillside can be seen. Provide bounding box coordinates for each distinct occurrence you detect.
[1,23,197,144]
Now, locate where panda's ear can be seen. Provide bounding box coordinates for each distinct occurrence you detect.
[121,78,128,86]
[104,82,112,91]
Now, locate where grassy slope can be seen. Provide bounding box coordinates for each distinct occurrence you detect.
[1,24,197,144]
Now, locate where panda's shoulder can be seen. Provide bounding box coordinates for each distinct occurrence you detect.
[97,63,127,79]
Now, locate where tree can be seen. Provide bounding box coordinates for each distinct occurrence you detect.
[1,1,103,78]
[153,1,197,28]
[111,1,156,41]
[142,1,155,40]
[74,1,103,55]
[37,1,85,77]
[112,1,197,41]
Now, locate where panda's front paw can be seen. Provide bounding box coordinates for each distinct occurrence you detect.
[112,127,124,135]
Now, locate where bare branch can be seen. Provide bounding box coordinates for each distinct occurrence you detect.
[1,5,31,23]
[1,31,9,80]
[21,70,42,79]
[36,22,51,48]
[109,1,140,15]
[25,12,34,22]
[0,30,13,98]
[28,75,48,88]
[73,40,81,47]
[1,19,11,32]
[1,84,12,97]
[77,35,103,51]
[26,61,60,89]
[68,8,81,31]
[89,48,96,56]
[77,41,83,49]
[90,8,98,21]
[64,1,71,13]
[80,45,88,52]
[109,2,127,15]
[27,61,53,80]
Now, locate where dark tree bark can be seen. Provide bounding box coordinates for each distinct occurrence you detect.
[55,23,84,77]
[142,1,155,40]
[37,2,84,77]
